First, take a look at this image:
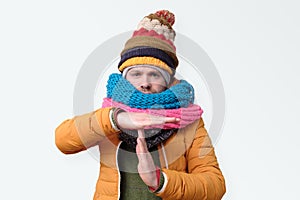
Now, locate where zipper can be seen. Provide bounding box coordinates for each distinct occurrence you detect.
[116,141,122,200]
[161,143,169,169]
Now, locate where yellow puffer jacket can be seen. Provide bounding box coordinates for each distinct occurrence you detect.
[55,107,226,200]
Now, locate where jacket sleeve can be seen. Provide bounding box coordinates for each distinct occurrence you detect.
[55,107,119,154]
[157,118,226,200]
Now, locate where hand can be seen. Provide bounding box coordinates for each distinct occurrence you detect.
[136,129,158,189]
[117,111,180,130]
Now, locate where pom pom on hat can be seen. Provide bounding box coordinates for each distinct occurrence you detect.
[118,10,178,76]
[155,10,175,26]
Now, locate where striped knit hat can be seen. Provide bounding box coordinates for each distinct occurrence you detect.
[118,10,178,76]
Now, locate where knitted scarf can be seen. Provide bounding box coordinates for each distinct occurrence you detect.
[102,73,203,150]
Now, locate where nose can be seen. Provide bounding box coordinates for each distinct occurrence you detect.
[140,83,151,90]
[140,76,151,91]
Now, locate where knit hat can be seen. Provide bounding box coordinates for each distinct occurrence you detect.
[118,10,178,77]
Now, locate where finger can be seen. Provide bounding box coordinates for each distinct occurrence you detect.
[137,130,147,148]
[137,130,149,154]
[163,117,180,123]
[143,117,176,127]
[138,129,145,139]
[149,114,180,123]
[136,138,142,153]
[136,138,148,153]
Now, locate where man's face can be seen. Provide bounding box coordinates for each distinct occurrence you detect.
[125,66,167,94]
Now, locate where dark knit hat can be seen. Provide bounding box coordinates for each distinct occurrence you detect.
[118,10,178,76]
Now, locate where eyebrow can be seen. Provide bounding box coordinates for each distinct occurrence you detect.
[129,69,142,73]
[129,69,160,73]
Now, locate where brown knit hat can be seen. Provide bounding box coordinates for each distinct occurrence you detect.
[118,10,178,76]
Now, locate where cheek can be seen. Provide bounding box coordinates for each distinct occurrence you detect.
[153,81,167,92]
[157,79,167,88]
[128,81,140,88]
[126,77,139,86]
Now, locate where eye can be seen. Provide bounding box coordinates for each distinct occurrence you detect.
[129,72,141,77]
[150,72,160,78]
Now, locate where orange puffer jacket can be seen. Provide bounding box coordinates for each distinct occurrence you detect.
[55,107,226,200]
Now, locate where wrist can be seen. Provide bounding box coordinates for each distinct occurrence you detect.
[149,167,164,192]
[110,107,124,131]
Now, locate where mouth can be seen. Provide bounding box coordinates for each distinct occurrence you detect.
[141,91,152,94]
[140,89,155,94]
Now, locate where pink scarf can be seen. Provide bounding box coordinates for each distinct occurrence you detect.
[102,98,203,129]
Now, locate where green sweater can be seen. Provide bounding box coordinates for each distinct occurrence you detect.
[118,142,162,200]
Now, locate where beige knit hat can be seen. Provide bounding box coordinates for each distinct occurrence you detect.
[118,10,178,76]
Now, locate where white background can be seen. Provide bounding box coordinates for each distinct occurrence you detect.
[1,0,299,199]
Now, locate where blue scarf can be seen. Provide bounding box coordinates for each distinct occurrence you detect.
[106,73,195,109]
[104,73,196,150]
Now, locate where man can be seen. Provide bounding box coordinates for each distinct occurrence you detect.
[55,10,226,200]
